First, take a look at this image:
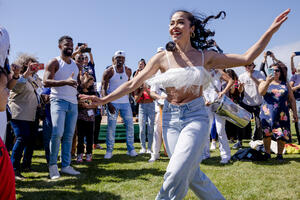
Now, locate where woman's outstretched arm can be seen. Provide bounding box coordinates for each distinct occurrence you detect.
[206,9,290,69]
[80,52,163,105]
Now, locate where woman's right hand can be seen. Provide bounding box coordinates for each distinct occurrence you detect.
[268,9,290,34]
[266,74,274,83]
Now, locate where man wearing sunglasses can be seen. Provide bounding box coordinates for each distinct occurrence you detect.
[235,63,265,149]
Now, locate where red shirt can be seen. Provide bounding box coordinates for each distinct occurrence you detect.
[0,138,16,200]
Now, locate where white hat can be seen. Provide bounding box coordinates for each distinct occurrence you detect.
[157,47,164,53]
[114,50,126,58]
[0,27,10,68]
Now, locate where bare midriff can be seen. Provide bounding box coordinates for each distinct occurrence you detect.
[165,85,203,105]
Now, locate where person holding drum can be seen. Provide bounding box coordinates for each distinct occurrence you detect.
[80,9,291,200]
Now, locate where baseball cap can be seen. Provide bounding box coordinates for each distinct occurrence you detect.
[114,50,126,58]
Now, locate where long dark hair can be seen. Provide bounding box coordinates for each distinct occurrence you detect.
[270,62,287,83]
[166,10,226,51]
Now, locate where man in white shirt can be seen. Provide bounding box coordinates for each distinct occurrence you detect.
[236,62,265,148]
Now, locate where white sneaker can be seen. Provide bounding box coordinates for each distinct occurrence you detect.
[210,141,217,150]
[104,151,113,159]
[148,154,159,162]
[49,165,60,180]
[220,158,230,164]
[61,166,80,175]
[139,148,146,154]
[127,150,138,157]
[146,149,152,154]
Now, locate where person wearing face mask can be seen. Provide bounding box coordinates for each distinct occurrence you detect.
[43,35,80,180]
[80,9,290,200]
[100,50,138,159]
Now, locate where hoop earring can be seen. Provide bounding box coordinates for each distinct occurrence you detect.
[190,32,195,38]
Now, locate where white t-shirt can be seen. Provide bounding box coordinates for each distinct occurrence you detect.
[239,70,265,106]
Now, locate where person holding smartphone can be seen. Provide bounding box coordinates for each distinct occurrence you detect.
[289,52,300,144]
[259,62,298,161]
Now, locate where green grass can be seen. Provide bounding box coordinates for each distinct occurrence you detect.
[16,129,300,200]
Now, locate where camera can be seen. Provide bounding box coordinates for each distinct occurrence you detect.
[31,63,44,71]
[81,48,91,53]
[266,51,272,56]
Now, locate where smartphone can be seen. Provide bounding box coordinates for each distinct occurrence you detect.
[294,51,300,56]
[81,48,91,53]
[31,63,44,71]
[267,68,274,76]
[78,43,85,47]
[38,63,44,70]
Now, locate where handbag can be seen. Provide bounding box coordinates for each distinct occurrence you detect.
[208,70,252,128]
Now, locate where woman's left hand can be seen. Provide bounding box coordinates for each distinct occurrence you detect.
[218,91,225,99]
[269,9,290,33]
[79,94,104,105]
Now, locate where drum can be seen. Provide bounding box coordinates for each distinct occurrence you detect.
[211,95,252,128]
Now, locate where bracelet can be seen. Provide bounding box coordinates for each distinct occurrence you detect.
[12,75,19,80]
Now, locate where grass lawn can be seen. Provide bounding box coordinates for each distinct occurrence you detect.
[16,136,300,200]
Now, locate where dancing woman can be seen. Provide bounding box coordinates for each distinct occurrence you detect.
[81,9,290,200]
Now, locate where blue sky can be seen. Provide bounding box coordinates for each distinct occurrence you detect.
[1,0,300,81]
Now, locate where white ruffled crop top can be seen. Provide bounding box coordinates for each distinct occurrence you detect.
[146,50,212,92]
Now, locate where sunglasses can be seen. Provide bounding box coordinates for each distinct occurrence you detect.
[77,57,84,61]
[274,69,280,72]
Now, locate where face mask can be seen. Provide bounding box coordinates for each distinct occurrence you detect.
[0,27,10,68]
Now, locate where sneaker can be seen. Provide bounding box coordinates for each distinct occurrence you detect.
[93,144,103,150]
[139,148,146,154]
[210,141,216,150]
[15,170,26,180]
[86,154,92,162]
[77,153,83,163]
[146,149,152,154]
[104,151,113,159]
[276,154,284,163]
[49,165,60,180]
[61,166,80,175]
[127,149,138,157]
[264,153,271,160]
[148,154,160,162]
[220,158,230,164]
[233,141,242,149]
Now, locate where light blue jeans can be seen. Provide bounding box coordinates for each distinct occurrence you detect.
[139,102,155,150]
[156,97,224,200]
[106,103,135,153]
[49,98,78,168]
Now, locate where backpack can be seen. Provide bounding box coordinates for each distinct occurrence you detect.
[232,148,267,161]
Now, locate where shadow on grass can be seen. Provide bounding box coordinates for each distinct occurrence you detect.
[17,190,121,200]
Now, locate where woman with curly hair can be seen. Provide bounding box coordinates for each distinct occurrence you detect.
[81,9,291,199]
[8,53,41,179]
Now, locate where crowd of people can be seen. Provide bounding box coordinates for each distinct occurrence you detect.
[0,7,297,200]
